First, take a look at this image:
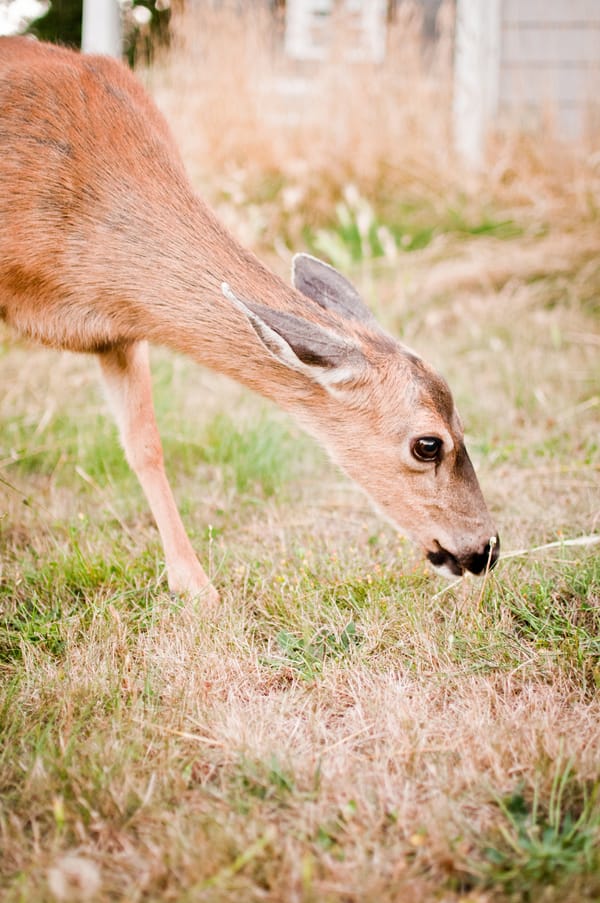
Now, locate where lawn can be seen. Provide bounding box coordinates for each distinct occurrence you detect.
[1,5,599,901]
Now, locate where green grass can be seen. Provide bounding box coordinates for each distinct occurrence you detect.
[481,768,600,898]
[306,192,526,267]
[200,412,298,497]
[1,412,132,483]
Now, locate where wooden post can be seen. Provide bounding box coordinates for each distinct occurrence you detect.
[453,0,502,166]
[81,0,122,57]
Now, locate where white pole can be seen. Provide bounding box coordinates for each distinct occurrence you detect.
[81,0,122,57]
[453,0,502,167]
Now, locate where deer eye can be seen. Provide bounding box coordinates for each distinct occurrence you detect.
[411,436,442,462]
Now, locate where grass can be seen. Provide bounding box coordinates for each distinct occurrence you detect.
[2,2,600,901]
[480,767,600,895]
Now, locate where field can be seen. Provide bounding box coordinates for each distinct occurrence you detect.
[1,4,600,901]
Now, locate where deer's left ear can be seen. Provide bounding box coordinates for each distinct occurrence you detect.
[292,253,377,327]
[222,283,366,391]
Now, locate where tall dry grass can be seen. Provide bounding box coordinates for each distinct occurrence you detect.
[142,0,600,249]
[143,1,457,241]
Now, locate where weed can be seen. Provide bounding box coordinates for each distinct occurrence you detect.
[265,622,361,680]
[480,767,600,896]
[501,558,600,687]
[307,189,526,268]
[233,754,296,806]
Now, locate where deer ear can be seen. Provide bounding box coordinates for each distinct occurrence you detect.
[292,253,377,326]
[222,283,365,390]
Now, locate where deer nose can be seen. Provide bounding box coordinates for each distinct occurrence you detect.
[427,536,500,577]
[462,536,500,575]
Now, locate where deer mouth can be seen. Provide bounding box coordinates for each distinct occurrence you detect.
[427,537,500,577]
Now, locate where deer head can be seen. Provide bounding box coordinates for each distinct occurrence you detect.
[223,254,499,577]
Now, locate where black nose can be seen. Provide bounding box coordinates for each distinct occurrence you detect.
[426,546,463,576]
[427,536,500,577]
[464,536,500,575]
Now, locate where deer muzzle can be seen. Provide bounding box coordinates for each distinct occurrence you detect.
[427,535,500,577]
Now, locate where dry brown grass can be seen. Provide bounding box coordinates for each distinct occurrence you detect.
[144,1,600,246]
[144,2,457,237]
[3,609,600,901]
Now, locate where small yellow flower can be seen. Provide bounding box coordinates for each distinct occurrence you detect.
[409,832,426,847]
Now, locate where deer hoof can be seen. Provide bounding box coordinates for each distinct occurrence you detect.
[167,566,219,605]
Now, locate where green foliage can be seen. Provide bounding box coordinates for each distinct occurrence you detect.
[1,405,298,499]
[25,0,173,65]
[482,767,600,895]
[27,0,83,47]
[305,187,524,267]
[315,800,358,854]
[502,558,600,687]
[0,594,66,661]
[309,188,399,268]
[233,754,296,806]
[266,622,360,680]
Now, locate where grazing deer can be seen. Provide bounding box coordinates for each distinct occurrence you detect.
[0,38,499,601]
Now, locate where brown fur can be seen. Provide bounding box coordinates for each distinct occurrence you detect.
[0,38,498,598]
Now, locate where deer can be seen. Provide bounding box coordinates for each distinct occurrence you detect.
[0,37,499,603]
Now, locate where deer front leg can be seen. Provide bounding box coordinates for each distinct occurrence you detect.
[98,341,218,603]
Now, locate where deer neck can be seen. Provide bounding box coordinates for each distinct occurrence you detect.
[129,195,326,416]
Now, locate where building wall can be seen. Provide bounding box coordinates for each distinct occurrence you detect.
[499,0,600,138]
[454,0,600,163]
